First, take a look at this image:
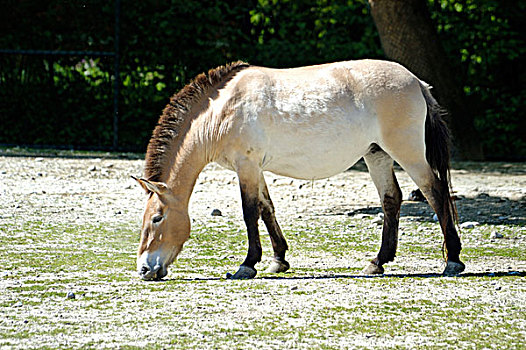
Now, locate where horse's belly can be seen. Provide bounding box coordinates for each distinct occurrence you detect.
[264,150,363,180]
[262,118,372,180]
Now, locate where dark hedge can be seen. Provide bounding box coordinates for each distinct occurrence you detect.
[0,0,524,158]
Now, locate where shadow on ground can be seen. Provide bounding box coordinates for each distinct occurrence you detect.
[329,193,525,226]
[348,159,526,176]
[170,270,526,282]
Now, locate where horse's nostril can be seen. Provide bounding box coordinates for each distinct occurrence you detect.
[140,265,150,276]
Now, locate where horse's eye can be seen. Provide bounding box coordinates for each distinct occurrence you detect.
[152,215,163,224]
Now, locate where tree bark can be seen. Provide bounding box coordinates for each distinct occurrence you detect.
[368,0,483,160]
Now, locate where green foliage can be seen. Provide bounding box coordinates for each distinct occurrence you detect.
[431,0,526,158]
[245,0,381,66]
[0,0,115,147]
[0,0,523,157]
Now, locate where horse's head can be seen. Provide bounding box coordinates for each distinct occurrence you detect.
[133,177,190,280]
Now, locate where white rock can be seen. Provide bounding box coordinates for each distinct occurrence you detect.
[355,213,370,219]
[460,221,479,229]
[371,215,383,225]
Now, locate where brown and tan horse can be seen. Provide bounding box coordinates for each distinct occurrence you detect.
[133,60,465,280]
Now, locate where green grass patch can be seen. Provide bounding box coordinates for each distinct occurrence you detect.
[1,214,525,349]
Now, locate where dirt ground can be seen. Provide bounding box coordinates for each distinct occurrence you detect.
[0,149,525,349]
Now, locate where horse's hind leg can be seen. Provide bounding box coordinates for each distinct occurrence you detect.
[401,162,465,276]
[259,174,290,273]
[392,158,464,275]
[362,144,403,274]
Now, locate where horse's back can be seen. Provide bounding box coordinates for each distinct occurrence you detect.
[214,60,426,179]
[248,59,419,96]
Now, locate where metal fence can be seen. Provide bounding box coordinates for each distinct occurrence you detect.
[0,0,121,150]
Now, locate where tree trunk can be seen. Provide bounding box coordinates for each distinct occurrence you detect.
[368,0,483,160]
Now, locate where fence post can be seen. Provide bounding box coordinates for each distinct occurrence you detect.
[112,0,121,150]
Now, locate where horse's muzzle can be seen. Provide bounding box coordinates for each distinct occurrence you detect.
[138,264,167,281]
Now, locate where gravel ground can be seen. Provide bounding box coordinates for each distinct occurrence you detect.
[0,149,525,349]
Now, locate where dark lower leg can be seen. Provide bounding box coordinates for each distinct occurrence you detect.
[261,208,288,260]
[372,177,402,268]
[240,193,262,269]
[260,185,288,262]
[260,183,290,273]
[363,148,402,274]
[227,190,261,280]
[430,180,462,263]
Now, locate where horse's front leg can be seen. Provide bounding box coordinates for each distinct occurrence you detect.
[259,174,290,273]
[227,163,262,280]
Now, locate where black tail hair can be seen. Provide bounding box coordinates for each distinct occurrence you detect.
[420,82,458,224]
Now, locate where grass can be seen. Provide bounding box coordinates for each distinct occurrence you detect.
[1,207,525,348]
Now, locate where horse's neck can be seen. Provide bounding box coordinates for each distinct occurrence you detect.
[166,142,208,206]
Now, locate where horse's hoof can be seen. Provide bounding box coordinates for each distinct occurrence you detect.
[227,265,257,280]
[265,259,290,273]
[363,263,384,275]
[443,260,465,276]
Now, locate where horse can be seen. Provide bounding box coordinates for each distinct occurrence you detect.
[133,60,465,280]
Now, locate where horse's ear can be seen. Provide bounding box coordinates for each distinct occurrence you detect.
[131,176,169,195]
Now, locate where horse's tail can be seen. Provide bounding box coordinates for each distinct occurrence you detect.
[420,81,458,224]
